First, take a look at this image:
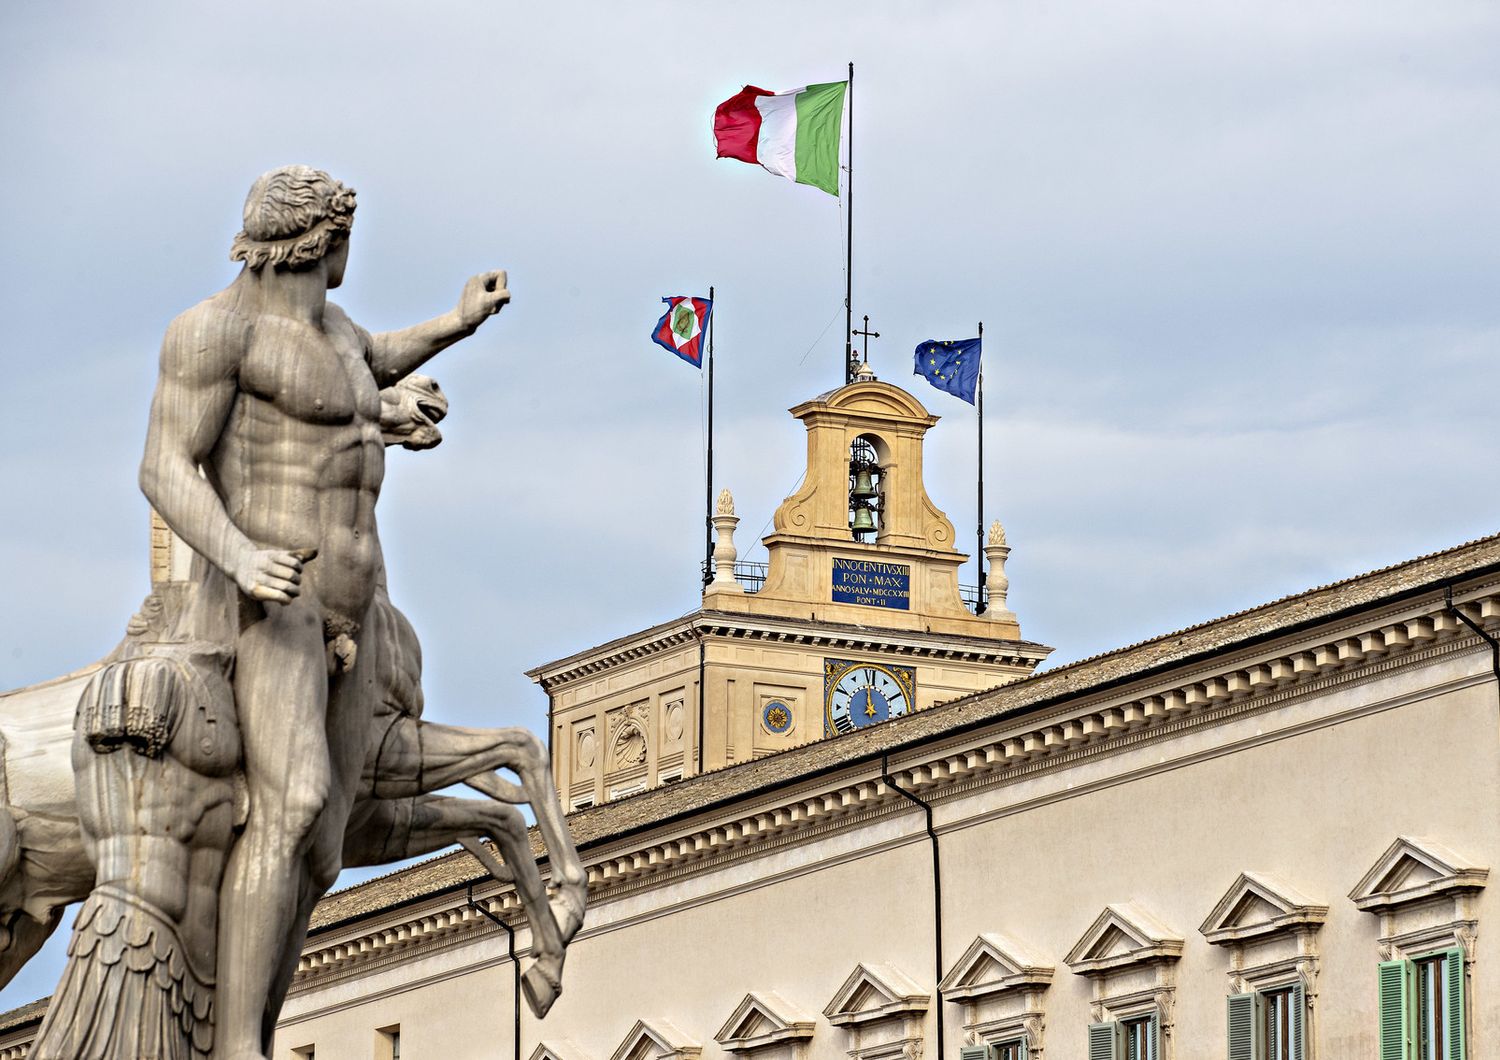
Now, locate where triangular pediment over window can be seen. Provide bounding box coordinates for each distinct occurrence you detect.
[823,962,930,1027]
[715,992,816,1053]
[531,1042,591,1060]
[938,932,1053,1002]
[1200,872,1328,945]
[1064,903,1183,977]
[609,1019,702,1060]
[1348,837,1489,912]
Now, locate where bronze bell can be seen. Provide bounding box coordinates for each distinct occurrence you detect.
[851,469,878,500]
[851,506,876,534]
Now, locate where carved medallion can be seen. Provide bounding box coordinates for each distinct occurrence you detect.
[611,721,647,770]
[762,700,794,734]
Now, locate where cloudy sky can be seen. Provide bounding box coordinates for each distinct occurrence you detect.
[2,0,1498,1007]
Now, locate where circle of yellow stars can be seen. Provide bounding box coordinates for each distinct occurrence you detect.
[925,340,964,382]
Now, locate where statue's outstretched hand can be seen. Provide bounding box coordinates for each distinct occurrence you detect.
[458,270,510,331]
[233,547,317,605]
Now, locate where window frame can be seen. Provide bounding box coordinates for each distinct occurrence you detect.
[991,1035,1026,1060]
[1088,1009,1159,1060]
[1260,986,1295,1060]
[1226,980,1306,1060]
[1412,948,1465,1060]
[1121,1014,1157,1060]
[1378,948,1467,1060]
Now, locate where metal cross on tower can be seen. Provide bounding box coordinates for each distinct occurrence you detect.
[851,315,880,377]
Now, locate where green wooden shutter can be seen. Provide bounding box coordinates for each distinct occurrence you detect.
[1378,959,1413,1060]
[1290,980,1306,1060]
[1227,992,1259,1060]
[1088,1021,1120,1060]
[1148,1013,1161,1060]
[960,1045,994,1060]
[1444,948,1466,1060]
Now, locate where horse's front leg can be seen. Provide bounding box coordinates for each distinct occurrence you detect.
[366,715,527,802]
[464,731,587,946]
[343,793,570,1017]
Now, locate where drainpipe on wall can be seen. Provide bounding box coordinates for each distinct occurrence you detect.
[881,752,945,1060]
[1446,585,1500,714]
[696,623,707,777]
[544,682,557,771]
[468,880,522,1060]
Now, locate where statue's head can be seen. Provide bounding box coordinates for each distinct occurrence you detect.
[230,165,357,276]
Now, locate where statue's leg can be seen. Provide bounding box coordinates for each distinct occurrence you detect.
[217,601,330,1060]
[258,642,379,1056]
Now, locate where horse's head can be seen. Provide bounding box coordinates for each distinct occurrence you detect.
[379,374,448,451]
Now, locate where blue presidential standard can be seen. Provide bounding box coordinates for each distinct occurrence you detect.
[823,659,916,736]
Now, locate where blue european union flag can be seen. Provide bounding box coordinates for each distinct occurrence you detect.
[913,337,981,404]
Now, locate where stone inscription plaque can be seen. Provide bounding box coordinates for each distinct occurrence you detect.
[831,557,910,610]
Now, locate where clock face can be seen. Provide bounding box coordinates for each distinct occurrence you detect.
[824,659,916,736]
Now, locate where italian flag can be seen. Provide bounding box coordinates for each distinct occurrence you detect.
[713,81,848,197]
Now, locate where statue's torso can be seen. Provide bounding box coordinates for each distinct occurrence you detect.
[74,653,242,972]
[211,300,386,624]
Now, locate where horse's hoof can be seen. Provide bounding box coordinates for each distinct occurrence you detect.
[522,963,562,1018]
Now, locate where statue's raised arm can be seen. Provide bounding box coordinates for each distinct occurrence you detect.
[368,268,511,387]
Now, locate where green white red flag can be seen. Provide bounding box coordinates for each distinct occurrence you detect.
[713,82,848,196]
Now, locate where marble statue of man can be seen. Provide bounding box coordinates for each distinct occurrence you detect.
[138,165,510,1060]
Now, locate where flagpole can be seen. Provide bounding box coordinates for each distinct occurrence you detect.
[843,60,855,385]
[976,321,986,615]
[704,286,716,588]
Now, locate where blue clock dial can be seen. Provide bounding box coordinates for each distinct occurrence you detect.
[824,660,915,736]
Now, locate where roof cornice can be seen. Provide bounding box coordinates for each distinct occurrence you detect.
[528,610,1049,690]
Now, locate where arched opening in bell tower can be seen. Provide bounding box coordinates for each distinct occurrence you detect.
[848,434,886,543]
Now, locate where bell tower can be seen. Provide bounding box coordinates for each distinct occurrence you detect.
[534,372,1051,810]
[704,372,1019,640]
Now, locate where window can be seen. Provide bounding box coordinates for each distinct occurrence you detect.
[1122,1016,1156,1060]
[959,1039,1026,1060]
[292,1047,315,1060]
[1227,984,1305,1060]
[1261,988,1295,1060]
[1378,951,1466,1060]
[377,1024,402,1060]
[1088,1013,1157,1060]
